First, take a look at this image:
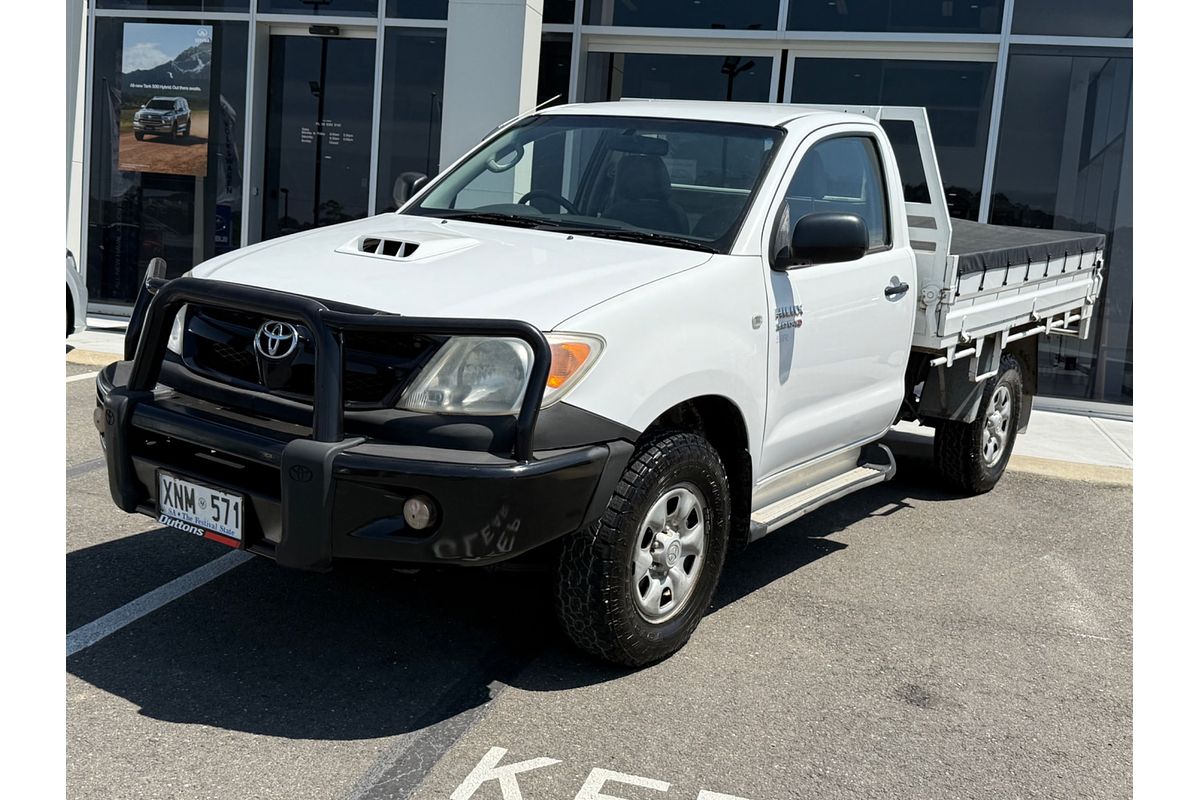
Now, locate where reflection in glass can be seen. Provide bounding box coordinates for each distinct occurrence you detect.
[990,49,1132,404]
[788,0,1002,33]
[376,29,447,213]
[86,18,247,304]
[543,0,576,24]
[385,0,448,19]
[791,58,994,220]
[98,1,250,10]
[537,34,572,107]
[1010,0,1131,38]
[262,35,376,239]
[586,52,772,103]
[258,0,377,16]
[585,0,779,30]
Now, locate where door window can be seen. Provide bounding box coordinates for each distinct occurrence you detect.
[779,135,890,252]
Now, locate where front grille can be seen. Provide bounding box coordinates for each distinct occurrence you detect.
[181,307,443,408]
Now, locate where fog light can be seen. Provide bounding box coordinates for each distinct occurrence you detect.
[403,495,436,531]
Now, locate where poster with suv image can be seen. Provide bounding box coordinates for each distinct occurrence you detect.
[117,22,212,177]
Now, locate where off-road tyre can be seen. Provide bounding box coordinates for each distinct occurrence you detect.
[933,353,1023,495]
[555,430,731,667]
[134,132,144,141]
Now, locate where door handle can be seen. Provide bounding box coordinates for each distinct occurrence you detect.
[884,282,910,298]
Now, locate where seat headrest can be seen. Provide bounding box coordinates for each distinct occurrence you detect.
[614,155,672,202]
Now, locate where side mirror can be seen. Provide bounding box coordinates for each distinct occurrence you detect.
[393,172,429,207]
[778,212,869,269]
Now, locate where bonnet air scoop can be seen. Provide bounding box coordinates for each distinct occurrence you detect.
[360,236,419,258]
[337,230,479,262]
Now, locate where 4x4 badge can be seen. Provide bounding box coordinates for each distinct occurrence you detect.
[254,320,300,360]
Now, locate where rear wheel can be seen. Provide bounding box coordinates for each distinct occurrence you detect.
[932,353,1023,494]
[555,430,731,667]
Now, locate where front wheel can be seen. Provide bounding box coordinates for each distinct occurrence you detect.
[933,353,1023,494]
[555,431,731,667]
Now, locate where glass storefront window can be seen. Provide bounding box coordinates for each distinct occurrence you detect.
[97,1,250,10]
[989,48,1132,404]
[262,35,377,239]
[385,0,447,19]
[585,0,780,31]
[1011,0,1132,38]
[86,17,247,305]
[538,34,572,106]
[258,0,377,16]
[585,52,773,103]
[375,29,447,212]
[788,0,1003,34]
[544,0,577,25]
[791,58,994,220]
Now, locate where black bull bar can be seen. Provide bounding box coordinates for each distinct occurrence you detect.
[101,277,566,570]
[121,276,552,459]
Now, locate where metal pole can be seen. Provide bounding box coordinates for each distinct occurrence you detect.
[976,0,1015,223]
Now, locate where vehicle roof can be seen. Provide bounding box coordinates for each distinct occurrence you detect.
[540,99,875,128]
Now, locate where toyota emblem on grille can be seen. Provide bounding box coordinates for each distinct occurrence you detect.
[254,320,300,360]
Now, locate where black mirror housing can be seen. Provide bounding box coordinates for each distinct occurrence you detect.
[393,171,430,207]
[781,212,870,268]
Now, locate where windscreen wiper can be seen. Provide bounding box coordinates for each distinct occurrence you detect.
[433,210,547,228]
[532,222,718,253]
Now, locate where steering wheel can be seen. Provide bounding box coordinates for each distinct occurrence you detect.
[518,190,581,216]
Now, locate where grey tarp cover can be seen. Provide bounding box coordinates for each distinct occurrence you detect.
[949,218,1106,276]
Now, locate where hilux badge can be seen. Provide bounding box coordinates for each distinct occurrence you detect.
[254,320,300,360]
[775,304,804,331]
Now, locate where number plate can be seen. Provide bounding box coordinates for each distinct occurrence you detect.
[157,470,244,547]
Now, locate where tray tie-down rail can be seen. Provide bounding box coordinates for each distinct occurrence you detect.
[929,309,1090,384]
[122,275,552,461]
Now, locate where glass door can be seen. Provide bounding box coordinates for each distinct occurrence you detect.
[261,31,376,241]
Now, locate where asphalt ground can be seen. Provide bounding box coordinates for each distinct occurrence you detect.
[66,361,1131,800]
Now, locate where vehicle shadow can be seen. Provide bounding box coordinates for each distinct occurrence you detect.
[66,433,958,739]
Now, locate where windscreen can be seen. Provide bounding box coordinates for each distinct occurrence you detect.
[145,99,176,110]
[407,114,784,253]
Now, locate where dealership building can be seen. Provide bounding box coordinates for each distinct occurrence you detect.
[66,0,1132,411]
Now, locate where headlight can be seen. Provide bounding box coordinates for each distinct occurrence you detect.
[166,306,187,355]
[398,332,603,415]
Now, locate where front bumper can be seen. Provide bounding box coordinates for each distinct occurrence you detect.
[99,277,633,571]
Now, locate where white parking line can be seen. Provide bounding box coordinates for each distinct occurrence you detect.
[66,371,99,383]
[66,550,254,657]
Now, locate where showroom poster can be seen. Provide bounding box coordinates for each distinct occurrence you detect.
[118,22,212,177]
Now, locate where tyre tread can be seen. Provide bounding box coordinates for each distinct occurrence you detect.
[555,430,729,666]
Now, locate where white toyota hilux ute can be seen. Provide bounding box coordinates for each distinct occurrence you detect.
[97,101,1104,666]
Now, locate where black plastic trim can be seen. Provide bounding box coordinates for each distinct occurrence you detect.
[533,402,640,450]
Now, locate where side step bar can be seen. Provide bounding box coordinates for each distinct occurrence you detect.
[748,443,896,541]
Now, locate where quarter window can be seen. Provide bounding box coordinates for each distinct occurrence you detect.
[781,135,889,251]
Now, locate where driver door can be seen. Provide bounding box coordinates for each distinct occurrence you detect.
[757,125,916,480]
